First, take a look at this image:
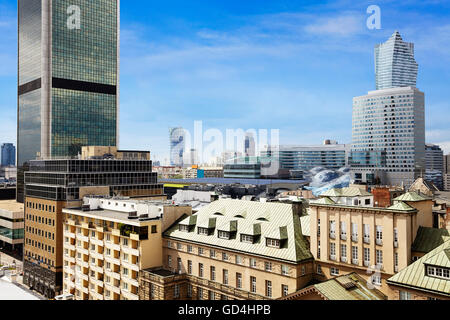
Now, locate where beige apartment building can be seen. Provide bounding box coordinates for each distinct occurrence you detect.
[61,197,191,300]
[0,200,24,252]
[309,189,434,298]
[139,199,314,300]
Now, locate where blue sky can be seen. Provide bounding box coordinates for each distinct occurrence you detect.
[1,0,450,163]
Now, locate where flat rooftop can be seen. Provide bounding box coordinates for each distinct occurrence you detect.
[63,207,159,225]
[0,200,24,212]
[161,178,306,186]
[0,278,41,300]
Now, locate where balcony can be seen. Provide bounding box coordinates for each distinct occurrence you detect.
[65,243,76,251]
[76,258,89,268]
[66,231,76,239]
[91,238,104,247]
[352,259,359,265]
[364,261,370,267]
[75,271,89,282]
[64,255,76,264]
[363,237,370,244]
[376,239,383,246]
[394,266,399,272]
[75,283,89,294]
[64,279,75,289]
[105,269,121,281]
[340,257,347,263]
[76,247,89,256]
[122,275,139,288]
[90,290,104,300]
[329,232,336,240]
[105,242,121,251]
[105,283,121,295]
[122,246,140,257]
[76,234,89,243]
[105,256,121,266]
[96,225,109,233]
[121,290,139,300]
[91,265,104,274]
[122,260,140,273]
[351,235,358,242]
[64,266,75,275]
[329,255,336,261]
[90,277,104,288]
[340,234,347,241]
[394,240,398,248]
[112,229,120,237]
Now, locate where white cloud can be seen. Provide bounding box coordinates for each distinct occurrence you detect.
[304,14,365,36]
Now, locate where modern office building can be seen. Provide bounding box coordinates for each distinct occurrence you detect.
[350,86,425,187]
[23,147,164,298]
[424,144,444,190]
[444,154,450,191]
[17,0,120,202]
[61,196,190,300]
[1,143,16,167]
[139,199,314,300]
[351,32,425,188]
[309,189,434,298]
[169,127,186,167]
[0,200,24,254]
[244,133,256,157]
[375,31,418,90]
[261,141,350,172]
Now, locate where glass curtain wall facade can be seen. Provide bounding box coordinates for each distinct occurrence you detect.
[351,87,425,186]
[17,0,119,202]
[1,143,16,167]
[375,31,418,90]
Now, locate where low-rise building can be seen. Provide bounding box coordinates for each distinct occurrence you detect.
[280,272,386,300]
[61,196,191,300]
[309,190,434,298]
[0,200,24,254]
[387,239,450,300]
[139,199,314,300]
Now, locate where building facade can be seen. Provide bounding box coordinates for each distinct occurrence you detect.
[169,127,186,167]
[23,154,163,298]
[0,200,24,254]
[139,199,314,300]
[1,143,16,167]
[17,0,120,202]
[351,86,425,187]
[261,142,350,172]
[425,144,444,190]
[61,196,190,300]
[308,191,433,298]
[375,31,418,90]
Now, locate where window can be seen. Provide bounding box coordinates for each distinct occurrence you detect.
[177,243,182,250]
[187,245,193,253]
[223,269,228,285]
[209,291,215,300]
[340,221,347,240]
[177,258,182,273]
[235,255,243,265]
[218,231,230,240]
[265,262,272,272]
[301,265,306,276]
[364,248,370,266]
[372,275,382,286]
[236,273,242,289]
[187,284,192,298]
[198,288,204,300]
[199,263,204,278]
[266,238,280,248]
[399,291,411,300]
[188,260,192,274]
[222,252,229,261]
[351,223,358,241]
[330,267,339,276]
[123,268,129,276]
[167,255,172,268]
[427,266,450,280]
[352,246,358,264]
[250,276,257,293]
[210,250,216,258]
[198,247,204,256]
[340,244,347,262]
[282,285,289,297]
[265,280,272,298]
[210,266,216,281]
[330,243,336,260]
[123,253,129,262]
[376,250,383,267]
[123,238,129,246]
[364,224,370,243]
[179,225,189,232]
[376,226,383,245]
[250,258,257,268]
[241,234,254,244]
[198,227,209,236]
[317,219,321,237]
[281,265,289,276]
[394,228,399,247]
[330,221,336,238]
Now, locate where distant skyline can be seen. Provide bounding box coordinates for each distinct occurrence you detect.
[1,0,450,163]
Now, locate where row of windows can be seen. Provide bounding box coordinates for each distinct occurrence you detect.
[26,201,56,213]
[24,249,55,267]
[26,214,55,227]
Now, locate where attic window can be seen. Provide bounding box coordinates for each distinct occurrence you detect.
[241,234,254,244]
[198,227,209,236]
[266,238,280,248]
[257,217,268,222]
[427,266,450,280]
[179,225,190,232]
[218,231,230,240]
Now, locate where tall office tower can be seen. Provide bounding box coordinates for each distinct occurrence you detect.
[169,127,185,167]
[375,31,418,90]
[17,0,120,202]
[23,147,164,299]
[424,144,444,190]
[351,87,425,187]
[244,133,256,157]
[1,143,16,167]
[444,154,450,191]
[351,32,425,187]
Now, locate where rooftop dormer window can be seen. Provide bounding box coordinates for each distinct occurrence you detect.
[198,227,209,236]
[426,266,450,280]
[266,238,281,248]
[179,225,190,232]
[241,234,254,244]
[218,231,230,240]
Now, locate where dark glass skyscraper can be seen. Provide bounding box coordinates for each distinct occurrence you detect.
[17,0,120,202]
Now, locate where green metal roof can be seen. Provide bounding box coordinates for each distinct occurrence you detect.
[393,191,430,202]
[313,273,386,300]
[300,215,310,237]
[388,201,416,212]
[387,240,450,297]
[163,199,313,263]
[412,227,450,253]
[310,197,336,205]
[320,187,372,198]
